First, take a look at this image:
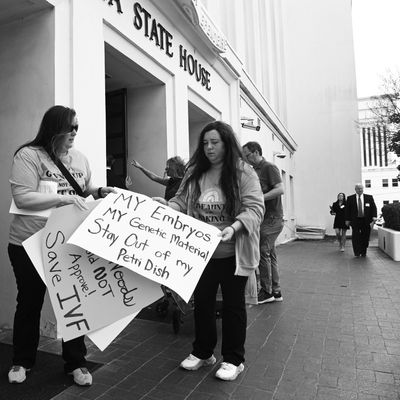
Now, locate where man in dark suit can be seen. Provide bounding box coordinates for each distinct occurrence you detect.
[345,183,377,257]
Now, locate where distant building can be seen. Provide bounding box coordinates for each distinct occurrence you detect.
[358,97,400,215]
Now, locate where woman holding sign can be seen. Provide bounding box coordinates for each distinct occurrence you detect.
[155,121,265,381]
[7,105,115,386]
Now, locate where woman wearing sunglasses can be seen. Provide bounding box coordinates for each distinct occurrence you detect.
[7,105,114,386]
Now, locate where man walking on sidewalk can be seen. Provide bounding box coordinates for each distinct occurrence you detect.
[345,183,377,257]
[243,142,284,304]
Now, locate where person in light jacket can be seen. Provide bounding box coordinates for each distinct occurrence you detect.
[154,121,264,381]
[7,105,115,386]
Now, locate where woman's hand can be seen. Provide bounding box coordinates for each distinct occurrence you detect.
[152,196,168,206]
[100,186,117,198]
[131,160,142,169]
[60,195,88,210]
[125,176,133,187]
[219,226,236,242]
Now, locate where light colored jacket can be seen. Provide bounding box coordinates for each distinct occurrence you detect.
[169,160,265,277]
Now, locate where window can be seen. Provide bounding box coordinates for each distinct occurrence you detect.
[393,178,398,187]
[383,200,389,205]
[382,179,388,187]
[394,200,399,204]
[365,179,371,188]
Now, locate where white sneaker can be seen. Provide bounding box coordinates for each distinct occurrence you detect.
[215,362,244,381]
[180,354,216,370]
[8,366,29,383]
[69,367,93,386]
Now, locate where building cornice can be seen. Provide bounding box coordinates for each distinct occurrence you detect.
[173,0,228,54]
[166,0,296,152]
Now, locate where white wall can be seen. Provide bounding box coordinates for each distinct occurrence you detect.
[281,0,360,235]
[203,0,287,122]
[69,0,107,186]
[126,84,168,198]
[200,0,297,242]
[0,10,55,331]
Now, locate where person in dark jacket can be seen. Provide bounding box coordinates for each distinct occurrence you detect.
[345,183,377,257]
[330,192,349,252]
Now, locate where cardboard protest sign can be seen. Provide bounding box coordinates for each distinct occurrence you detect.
[23,227,140,351]
[87,312,139,351]
[40,202,163,342]
[68,190,221,302]
[23,229,47,283]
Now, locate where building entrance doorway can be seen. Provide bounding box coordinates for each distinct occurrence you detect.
[104,43,166,194]
[105,89,127,182]
[188,101,215,155]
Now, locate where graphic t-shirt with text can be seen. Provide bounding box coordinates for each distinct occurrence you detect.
[9,146,92,245]
[193,173,235,259]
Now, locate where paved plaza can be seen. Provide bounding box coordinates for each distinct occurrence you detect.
[2,233,400,399]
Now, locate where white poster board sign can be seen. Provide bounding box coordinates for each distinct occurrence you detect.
[68,190,221,302]
[23,227,139,351]
[37,202,163,342]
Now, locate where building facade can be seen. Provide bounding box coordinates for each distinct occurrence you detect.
[0,0,359,333]
[0,0,296,333]
[280,0,360,237]
[194,0,361,238]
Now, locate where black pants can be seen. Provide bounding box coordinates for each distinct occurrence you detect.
[351,218,371,256]
[8,244,87,372]
[192,256,248,366]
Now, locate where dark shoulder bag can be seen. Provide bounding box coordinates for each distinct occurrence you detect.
[47,151,85,197]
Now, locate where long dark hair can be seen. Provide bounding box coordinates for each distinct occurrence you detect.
[336,192,346,204]
[15,105,76,158]
[182,121,242,217]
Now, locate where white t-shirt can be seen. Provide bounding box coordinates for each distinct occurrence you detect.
[9,146,92,245]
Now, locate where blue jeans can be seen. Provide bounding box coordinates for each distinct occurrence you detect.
[258,216,283,294]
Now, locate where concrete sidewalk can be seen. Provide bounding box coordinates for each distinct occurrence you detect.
[3,234,400,399]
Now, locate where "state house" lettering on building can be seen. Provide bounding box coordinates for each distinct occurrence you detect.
[104,0,212,91]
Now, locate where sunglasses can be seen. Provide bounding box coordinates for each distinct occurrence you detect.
[70,124,79,132]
